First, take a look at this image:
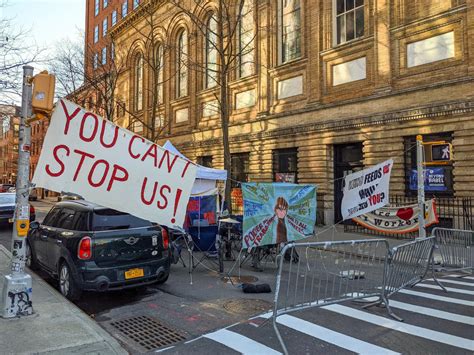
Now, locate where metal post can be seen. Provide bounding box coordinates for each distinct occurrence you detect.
[1,66,34,318]
[416,135,426,239]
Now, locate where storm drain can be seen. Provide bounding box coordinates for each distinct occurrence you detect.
[110,315,186,351]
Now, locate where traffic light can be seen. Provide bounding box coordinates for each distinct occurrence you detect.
[31,71,55,119]
[431,143,452,162]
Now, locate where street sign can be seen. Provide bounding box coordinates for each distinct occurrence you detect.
[431,143,452,162]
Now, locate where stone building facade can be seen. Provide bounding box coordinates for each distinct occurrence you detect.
[87,0,474,225]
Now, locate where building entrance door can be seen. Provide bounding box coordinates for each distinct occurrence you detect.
[334,143,363,223]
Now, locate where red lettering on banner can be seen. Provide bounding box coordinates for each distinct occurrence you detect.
[100,121,118,148]
[60,100,81,135]
[73,149,95,181]
[141,177,157,205]
[157,185,171,209]
[141,144,158,167]
[181,161,192,178]
[107,164,129,191]
[79,113,99,142]
[46,144,70,177]
[128,135,144,159]
[87,159,109,188]
[158,150,178,173]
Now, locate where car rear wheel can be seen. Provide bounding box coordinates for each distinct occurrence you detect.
[59,262,82,301]
[25,241,38,271]
[155,273,169,285]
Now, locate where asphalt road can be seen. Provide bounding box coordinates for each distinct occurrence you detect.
[1,202,471,354]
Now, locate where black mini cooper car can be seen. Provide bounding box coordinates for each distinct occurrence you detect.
[26,200,170,300]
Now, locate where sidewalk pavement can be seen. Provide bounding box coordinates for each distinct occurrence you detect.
[0,245,128,355]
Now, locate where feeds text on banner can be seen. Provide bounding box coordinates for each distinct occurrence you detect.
[242,183,317,249]
[341,159,393,220]
[32,100,197,228]
[352,199,438,234]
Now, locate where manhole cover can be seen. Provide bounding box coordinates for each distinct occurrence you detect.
[223,299,272,314]
[221,275,258,284]
[110,315,186,351]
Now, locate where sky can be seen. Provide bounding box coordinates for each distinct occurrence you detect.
[3,0,85,54]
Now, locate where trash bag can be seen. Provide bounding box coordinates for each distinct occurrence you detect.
[242,283,272,293]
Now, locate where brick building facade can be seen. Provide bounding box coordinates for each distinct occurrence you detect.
[84,0,474,225]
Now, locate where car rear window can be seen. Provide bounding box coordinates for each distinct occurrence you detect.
[0,194,15,204]
[92,209,152,231]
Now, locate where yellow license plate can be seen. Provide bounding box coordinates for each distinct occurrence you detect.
[125,268,144,279]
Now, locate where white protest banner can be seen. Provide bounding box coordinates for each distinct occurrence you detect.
[341,159,393,220]
[352,199,438,234]
[33,99,197,228]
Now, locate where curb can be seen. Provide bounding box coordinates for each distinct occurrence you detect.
[0,244,128,355]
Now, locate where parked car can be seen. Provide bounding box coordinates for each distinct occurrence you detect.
[57,192,83,202]
[26,200,170,300]
[0,184,15,193]
[0,193,36,223]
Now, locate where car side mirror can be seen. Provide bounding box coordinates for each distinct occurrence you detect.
[30,221,40,230]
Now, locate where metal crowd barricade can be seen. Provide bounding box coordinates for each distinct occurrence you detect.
[271,237,440,354]
[272,239,390,355]
[369,236,441,320]
[432,227,473,274]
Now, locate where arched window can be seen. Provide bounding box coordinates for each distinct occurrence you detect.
[279,0,301,64]
[238,0,255,78]
[205,14,218,88]
[134,54,143,111]
[176,30,188,98]
[155,44,164,104]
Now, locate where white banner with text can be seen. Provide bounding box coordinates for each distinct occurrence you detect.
[33,100,197,228]
[341,159,393,221]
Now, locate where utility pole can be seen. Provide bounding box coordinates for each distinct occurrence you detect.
[1,66,34,318]
[416,135,426,239]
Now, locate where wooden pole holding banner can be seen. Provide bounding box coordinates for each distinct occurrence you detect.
[416,135,426,238]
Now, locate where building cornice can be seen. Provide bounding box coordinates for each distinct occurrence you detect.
[179,99,474,149]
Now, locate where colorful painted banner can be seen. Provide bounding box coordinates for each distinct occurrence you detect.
[352,199,438,234]
[32,100,197,228]
[242,183,317,249]
[341,159,393,221]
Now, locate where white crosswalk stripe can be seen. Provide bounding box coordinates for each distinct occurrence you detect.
[274,314,400,355]
[323,304,474,351]
[414,283,474,295]
[203,329,281,355]
[169,277,473,354]
[426,278,474,287]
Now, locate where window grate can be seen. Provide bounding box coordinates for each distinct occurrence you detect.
[110,315,186,351]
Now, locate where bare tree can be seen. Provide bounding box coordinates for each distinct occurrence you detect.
[169,0,258,212]
[112,3,176,142]
[0,1,44,104]
[48,38,84,102]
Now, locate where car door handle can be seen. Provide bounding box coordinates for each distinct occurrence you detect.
[40,235,48,240]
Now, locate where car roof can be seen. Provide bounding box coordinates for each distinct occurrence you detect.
[55,200,112,212]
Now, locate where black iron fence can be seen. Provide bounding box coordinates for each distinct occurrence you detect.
[344,195,473,239]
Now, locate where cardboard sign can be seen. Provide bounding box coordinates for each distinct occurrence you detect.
[352,199,438,234]
[32,100,197,228]
[242,183,316,249]
[341,159,393,221]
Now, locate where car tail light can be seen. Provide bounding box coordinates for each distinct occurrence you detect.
[30,204,35,215]
[162,228,169,250]
[78,236,92,260]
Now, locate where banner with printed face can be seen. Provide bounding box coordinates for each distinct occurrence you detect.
[242,183,317,249]
[352,199,438,234]
[341,159,393,221]
[32,100,197,228]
